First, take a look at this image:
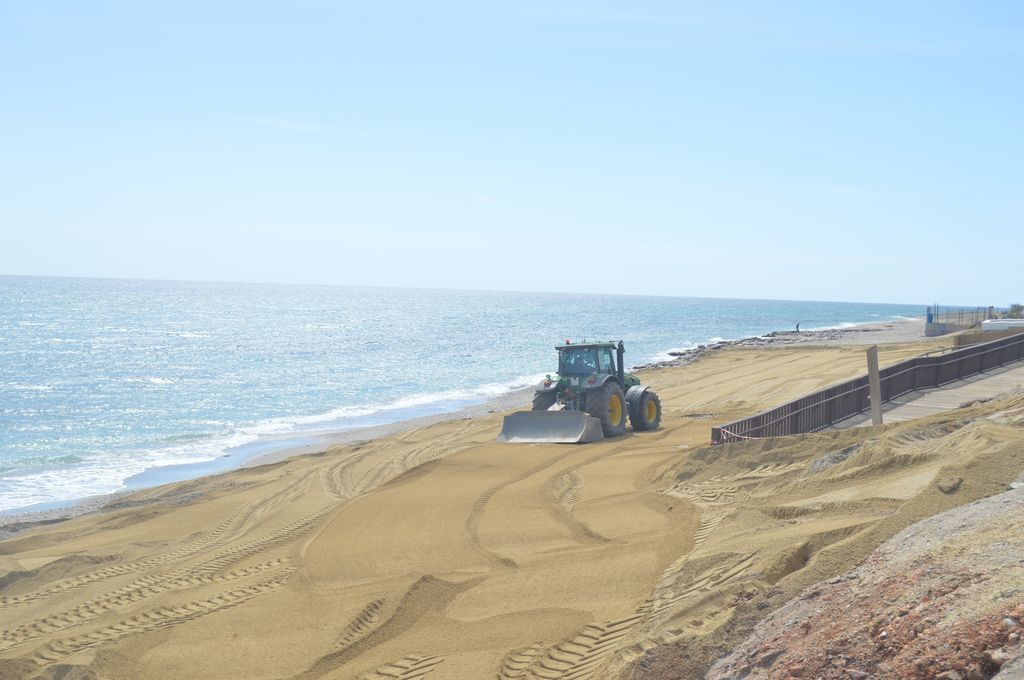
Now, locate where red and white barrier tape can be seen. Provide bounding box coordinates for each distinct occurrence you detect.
[717,428,760,441]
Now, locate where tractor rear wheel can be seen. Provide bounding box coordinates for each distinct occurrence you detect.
[532,391,556,411]
[586,382,627,437]
[629,389,662,431]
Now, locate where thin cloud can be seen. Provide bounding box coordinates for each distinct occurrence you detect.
[429,0,735,29]
[217,116,394,137]
[345,128,390,137]
[808,38,1024,56]
[794,182,937,201]
[219,114,331,132]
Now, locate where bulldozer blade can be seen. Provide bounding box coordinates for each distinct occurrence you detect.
[497,411,604,444]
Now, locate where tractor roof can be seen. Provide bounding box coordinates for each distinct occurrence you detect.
[556,340,620,350]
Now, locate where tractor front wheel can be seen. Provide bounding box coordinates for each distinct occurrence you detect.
[586,382,627,437]
[629,389,662,431]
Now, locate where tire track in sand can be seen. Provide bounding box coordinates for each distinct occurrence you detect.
[0,558,289,653]
[335,598,386,648]
[594,458,817,671]
[356,654,445,679]
[496,643,546,679]
[320,440,468,501]
[502,458,789,678]
[296,576,475,679]
[29,567,295,667]
[0,482,304,609]
[551,471,585,509]
[500,552,759,680]
[468,441,639,569]
[2,502,335,657]
[320,449,371,500]
[351,439,472,499]
[502,615,645,680]
[465,459,546,572]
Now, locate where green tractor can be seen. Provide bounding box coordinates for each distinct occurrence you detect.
[498,340,662,444]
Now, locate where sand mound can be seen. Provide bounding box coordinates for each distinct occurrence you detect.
[706,486,1024,679]
[621,393,1024,679]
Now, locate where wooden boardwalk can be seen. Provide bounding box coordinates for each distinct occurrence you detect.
[835,362,1024,428]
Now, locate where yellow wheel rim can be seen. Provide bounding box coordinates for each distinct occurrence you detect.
[608,394,623,424]
[645,399,657,423]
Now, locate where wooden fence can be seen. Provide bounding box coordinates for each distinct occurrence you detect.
[954,328,1024,347]
[710,333,1024,444]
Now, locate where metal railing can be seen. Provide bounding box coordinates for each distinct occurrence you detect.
[711,333,1024,444]
[927,305,998,327]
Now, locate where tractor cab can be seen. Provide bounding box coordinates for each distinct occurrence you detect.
[555,340,627,385]
[558,344,610,376]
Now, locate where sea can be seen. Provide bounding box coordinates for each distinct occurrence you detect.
[0,276,924,513]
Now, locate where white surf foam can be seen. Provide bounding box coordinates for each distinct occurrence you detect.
[803,321,860,331]
[31,371,551,509]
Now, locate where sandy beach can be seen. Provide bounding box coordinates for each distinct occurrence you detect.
[4,318,1023,679]
[0,319,925,529]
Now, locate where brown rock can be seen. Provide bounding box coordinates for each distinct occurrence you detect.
[936,672,963,680]
[986,649,1014,667]
[757,648,784,668]
[937,476,963,494]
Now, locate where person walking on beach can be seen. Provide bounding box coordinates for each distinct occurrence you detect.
[796,322,801,332]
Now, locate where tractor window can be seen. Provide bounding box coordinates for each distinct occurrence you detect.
[598,348,615,373]
[559,347,598,375]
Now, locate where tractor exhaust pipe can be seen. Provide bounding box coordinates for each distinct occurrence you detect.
[616,340,625,387]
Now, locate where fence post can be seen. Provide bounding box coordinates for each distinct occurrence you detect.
[867,346,883,426]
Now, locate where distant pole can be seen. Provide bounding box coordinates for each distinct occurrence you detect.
[867,345,883,426]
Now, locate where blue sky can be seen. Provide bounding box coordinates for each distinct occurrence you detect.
[1,1,1021,305]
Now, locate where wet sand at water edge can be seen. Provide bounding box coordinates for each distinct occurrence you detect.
[4,319,1024,679]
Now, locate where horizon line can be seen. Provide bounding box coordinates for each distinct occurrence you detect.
[0,272,950,308]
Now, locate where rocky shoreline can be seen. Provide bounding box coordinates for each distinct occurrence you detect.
[636,319,928,370]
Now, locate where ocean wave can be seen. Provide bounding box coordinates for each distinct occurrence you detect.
[386,375,545,410]
[136,430,260,466]
[0,371,555,513]
[799,315,921,332]
[238,373,548,436]
[7,382,57,392]
[0,453,83,476]
[110,376,177,385]
[202,374,546,443]
[644,344,697,364]
[642,335,744,365]
[0,429,267,513]
[0,467,122,513]
[803,321,860,331]
[0,451,193,513]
